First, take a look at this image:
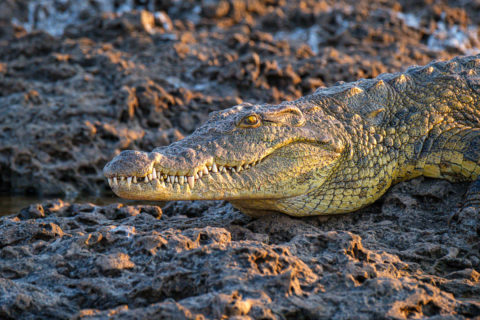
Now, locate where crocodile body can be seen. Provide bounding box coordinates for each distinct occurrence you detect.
[104,55,480,217]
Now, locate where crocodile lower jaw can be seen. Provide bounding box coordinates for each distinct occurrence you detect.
[110,167,271,201]
[107,158,264,193]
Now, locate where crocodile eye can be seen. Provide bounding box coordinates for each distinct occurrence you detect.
[239,114,261,128]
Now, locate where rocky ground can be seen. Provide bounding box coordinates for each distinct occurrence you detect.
[0,0,479,319]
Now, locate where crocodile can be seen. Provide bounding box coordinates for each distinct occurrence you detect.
[104,55,480,217]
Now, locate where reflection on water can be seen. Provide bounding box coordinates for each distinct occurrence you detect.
[0,194,163,217]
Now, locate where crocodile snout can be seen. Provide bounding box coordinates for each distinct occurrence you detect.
[103,150,154,178]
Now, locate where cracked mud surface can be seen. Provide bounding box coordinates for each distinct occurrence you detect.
[0,0,479,319]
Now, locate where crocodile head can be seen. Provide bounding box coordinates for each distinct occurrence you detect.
[103,102,349,215]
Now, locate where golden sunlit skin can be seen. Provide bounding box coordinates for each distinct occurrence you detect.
[104,55,480,217]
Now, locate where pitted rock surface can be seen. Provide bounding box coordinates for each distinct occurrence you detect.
[1,178,479,319]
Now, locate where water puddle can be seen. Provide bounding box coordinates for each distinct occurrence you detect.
[0,194,163,217]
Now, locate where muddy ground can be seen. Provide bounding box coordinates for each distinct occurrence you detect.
[0,0,479,319]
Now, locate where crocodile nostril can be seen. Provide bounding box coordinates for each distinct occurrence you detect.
[103,150,153,178]
[118,150,149,158]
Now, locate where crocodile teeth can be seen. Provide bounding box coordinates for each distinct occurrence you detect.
[108,158,263,191]
[187,176,195,189]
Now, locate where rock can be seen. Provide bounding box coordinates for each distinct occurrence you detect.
[96,252,135,273]
[18,204,45,220]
